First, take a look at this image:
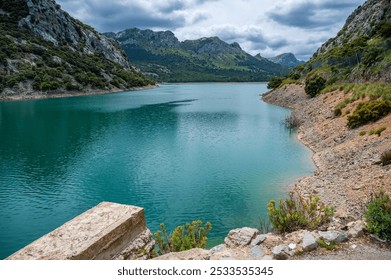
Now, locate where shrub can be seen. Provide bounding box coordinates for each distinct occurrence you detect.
[267,76,284,89]
[375,126,386,136]
[267,191,334,233]
[334,108,342,117]
[359,131,366,136]
[378,22,391,38]
[347,100,391,128]
[282,112,302,131]
[365,190,391,242]
[317,237,337,250]
[381,150,391,166]
[153,220,212,256]
[305,75,326,98]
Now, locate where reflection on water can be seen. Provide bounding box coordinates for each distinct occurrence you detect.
[0,83,313,258]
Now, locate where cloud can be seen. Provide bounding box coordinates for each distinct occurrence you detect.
[57,0,212,32]
[56,0,367,61]
[267,0,364,30]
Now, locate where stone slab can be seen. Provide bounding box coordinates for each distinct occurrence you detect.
[7,202,147,260]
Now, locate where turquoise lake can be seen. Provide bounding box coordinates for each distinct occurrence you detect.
[0,83,314,259]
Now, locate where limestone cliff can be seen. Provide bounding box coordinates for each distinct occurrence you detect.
[105,28,288,82]
[0,0,154,99]
[305,0,391,82]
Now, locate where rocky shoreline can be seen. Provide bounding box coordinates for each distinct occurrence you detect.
[262,84,391,219]
[154,83,391,260]
[0,84,158,101]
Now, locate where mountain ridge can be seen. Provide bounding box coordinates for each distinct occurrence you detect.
[307,0,391,83]
[267,53,305,68]
[105,28,289,82]
[0,0,154,99]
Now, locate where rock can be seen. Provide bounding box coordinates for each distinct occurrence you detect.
[272,245,289,260]
[7,202,152,260]
[114,229,155,260]
[288,243,297,250]
[209,244,226,254]
[250,246,265,258]
[262,233,284,249]
[250,234,266,246]
[347,220,364,238]
[153,248,210,260]
[318,231,348,243]
[302,232,318,252]
[262,255,273,260]
[20,0,130,68]
[352,186,362,190]
[224,227,259,248]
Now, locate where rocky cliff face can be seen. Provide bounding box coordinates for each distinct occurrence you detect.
[316,0,390,56]
[106,28,181,51]
[19,0,130,69]
[267,53,305,68]
[306,0,391,82]
[106,28,288,82]
[0,0,153,99]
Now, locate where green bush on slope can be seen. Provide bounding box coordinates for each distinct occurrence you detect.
[365,190,391,242]
[305,75,326,97]
[153,220,212,256]
[267,191,334,233]
[347,100,391,128]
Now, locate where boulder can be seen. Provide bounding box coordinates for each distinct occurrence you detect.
[318,230,348,243]
[250,234,266,246]
[347,220,364,238]
[224,227,259,248]
[302,231,318,252]
[272,245,289,260]
[250,246,265,258]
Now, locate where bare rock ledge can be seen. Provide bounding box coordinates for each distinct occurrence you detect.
[7,202,154,260]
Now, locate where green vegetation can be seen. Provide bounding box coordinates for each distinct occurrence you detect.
[369,126,386,136]
[347,100,391,128]
[153,221,212,256]
[317,237,337,250]
[381,150,391,166]
[267,191,334,233]
[365,190,391,242]
[267,76,284,89]
[283,112,302,132]
[359,130,367,136]
[0,0,154,94]
[109,29,289,83]
[305,75,326,98]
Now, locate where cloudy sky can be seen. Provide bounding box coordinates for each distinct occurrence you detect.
[56,0,366,61]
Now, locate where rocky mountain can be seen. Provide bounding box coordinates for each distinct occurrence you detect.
[105,28,289,82]
[304,0,391,82]
[267,53,304,68]
[0,0,154,98]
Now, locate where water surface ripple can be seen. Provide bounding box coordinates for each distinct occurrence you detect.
[0,83,313,258]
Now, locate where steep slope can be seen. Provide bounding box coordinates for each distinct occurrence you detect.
[304,0,391,82]
[263,0,391,222]
[105,28,288,82]
[0,0,154,99]
[267,53,305,68]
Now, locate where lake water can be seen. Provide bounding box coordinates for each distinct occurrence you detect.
[0,83,313,259]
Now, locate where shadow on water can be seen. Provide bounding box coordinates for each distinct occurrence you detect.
[0,84,313,258]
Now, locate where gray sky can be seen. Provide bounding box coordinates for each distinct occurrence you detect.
[56,0,366,61]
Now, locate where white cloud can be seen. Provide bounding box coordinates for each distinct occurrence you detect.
[56,0,367,61]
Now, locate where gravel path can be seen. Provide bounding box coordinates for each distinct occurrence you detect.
[292,236,391,260]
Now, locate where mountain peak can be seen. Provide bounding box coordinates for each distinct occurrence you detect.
[268,53,304,67]
[315,0,390,57]
[308,0,391,82]
[0,0,153,98]
[106,28,289,82]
